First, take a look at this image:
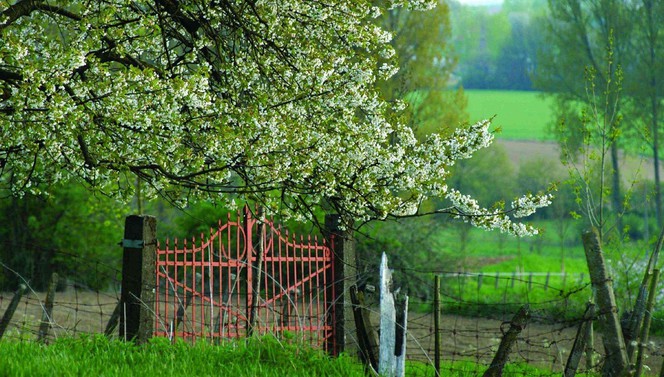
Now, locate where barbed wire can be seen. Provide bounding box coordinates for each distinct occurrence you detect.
[1,251,662,376]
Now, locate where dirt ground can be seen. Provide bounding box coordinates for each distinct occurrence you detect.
[401,311,664,375]
[0,289,120,339]
[497,139,663,182]
[1,290,662,375]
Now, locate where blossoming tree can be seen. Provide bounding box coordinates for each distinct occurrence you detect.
[0,0,550,235]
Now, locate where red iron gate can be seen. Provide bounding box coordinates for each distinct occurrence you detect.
[154,207,336,353]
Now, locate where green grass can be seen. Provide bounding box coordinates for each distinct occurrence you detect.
[435,219,587,269]
[0,336,595,377]
[429,219,664,324]
[0,335,366,377]
[466,90,555,141]
[435,222,664,335]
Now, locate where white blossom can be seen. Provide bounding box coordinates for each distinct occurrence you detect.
[0,0,550,236]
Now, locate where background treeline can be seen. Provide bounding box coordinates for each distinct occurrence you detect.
[450,0,548,91]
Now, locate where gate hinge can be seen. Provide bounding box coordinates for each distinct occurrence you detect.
[121,239,144,248]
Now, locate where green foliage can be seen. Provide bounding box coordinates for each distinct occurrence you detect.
[536,0,635,241]
[355,216,455,301]
[447,143,516,205]
[0,181,128,290]
[376,1,468,136]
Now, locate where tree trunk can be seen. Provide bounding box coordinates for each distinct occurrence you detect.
[582,229,628,376]
[641,0,663,230]
[610,143,623,236]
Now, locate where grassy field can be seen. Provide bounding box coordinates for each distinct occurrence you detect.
[0,335,600,377]
[429,218,664,334]
[0,336,365,377]
[466,90,555,141]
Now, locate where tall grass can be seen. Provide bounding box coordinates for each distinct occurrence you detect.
[0,335,365,377]
[0,335,598,377]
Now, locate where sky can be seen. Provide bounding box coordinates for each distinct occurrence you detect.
[456,0,504,5]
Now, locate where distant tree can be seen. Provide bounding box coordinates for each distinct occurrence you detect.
[451,0,547,90]
[622,0,664,229]
[493,12,545,91]
[0,1,550,235]
[0,182,125,290]
[534,0,633,238]
[450,3,511,89]
[377,0,467,136]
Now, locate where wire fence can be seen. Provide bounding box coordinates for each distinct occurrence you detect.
[1,249,663,376]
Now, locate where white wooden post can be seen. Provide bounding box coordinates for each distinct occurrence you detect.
[395,296,408,377]
[379,252,396,376]
[378,252,409,377]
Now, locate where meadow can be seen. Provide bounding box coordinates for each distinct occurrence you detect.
[430,217,664,335]
[465,90,556,140]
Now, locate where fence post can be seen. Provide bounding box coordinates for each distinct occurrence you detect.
[379,253,396,376]
[394,295,408,377]
[585,299,596,371]
[37,272,59,343]
[350,285,379,373]
[482,305,530,377]
[582,228,628,376]
[120,215,156,343]
[635,268,659,377]
[434,275,441,377]
[563,302,595,377]
[0,284,27,340]
[528,272,533,291]
[324,214,357,357]
[104,301,122,337]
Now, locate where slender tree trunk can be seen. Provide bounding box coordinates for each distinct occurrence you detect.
[652,103,661,229]
[646,0,662,229]
[610,143,623,236]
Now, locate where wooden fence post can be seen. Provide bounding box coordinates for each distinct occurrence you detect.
[379,252,396,376]
[394,295,408,377]
[350,285,379,374]
[378,252,408,377]
[585,299,596,371]
[626,276,651,361]
[482,305,530,377]
[582,228,628,377]
[0,284,27,340]
[635,268,659,377]
[37,272,59,343]
[120,215,156,343]
[104,301,122,337]
[434,275,441,377]
[324,214,356,356]
[564,302,595,377]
